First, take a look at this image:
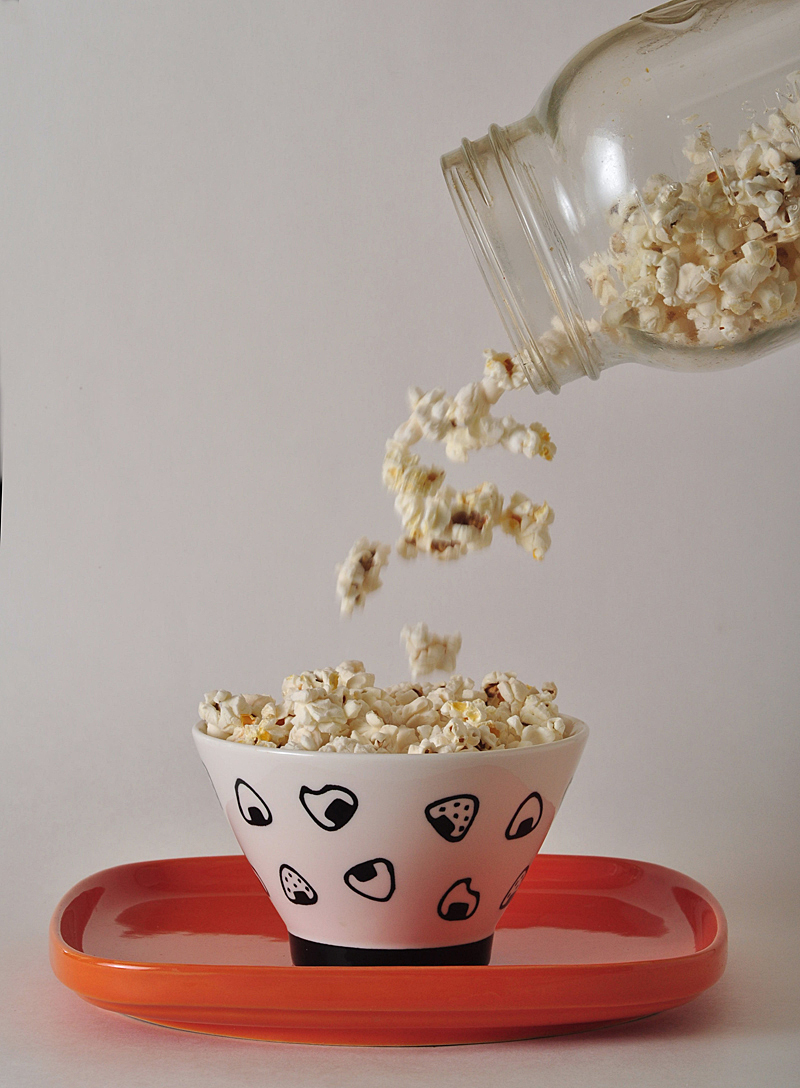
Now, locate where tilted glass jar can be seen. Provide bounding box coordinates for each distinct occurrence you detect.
[442,0,800,393]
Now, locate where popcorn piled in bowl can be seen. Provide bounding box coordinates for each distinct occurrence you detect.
[198,660,572,754]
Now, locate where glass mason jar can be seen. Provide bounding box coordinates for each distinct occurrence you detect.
[442,0,800,393]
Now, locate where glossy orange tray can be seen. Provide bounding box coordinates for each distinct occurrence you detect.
[50,853,727,1046]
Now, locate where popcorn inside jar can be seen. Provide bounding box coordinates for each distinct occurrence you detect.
[581,84,800,351]
[198,662,574,754]
[442,58,800,394]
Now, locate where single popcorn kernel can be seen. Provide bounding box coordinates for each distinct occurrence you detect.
[401,623,462,679]
[335,537,390,616]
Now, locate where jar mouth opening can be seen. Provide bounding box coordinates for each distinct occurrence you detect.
[444,147,561,394]
[442,129,603,394]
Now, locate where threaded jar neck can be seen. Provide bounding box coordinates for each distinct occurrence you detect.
[442,119,602,394]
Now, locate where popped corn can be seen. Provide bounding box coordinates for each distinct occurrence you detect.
[389,351,555,561]
[401,623,462,679]
[500,492,554,561]
[335,538,390,615]
[335,348,556,613]
[199,662,572,753]
[581,79,800,348]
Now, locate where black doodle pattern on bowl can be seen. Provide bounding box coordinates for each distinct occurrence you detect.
[299,784,359,831]
[499,866,529,910]
[343,858,396,902]
[424,794,480,842]
[279,864,318,906]
[437,878,480,921]
[505,792,543,840]
[234,778,272,827]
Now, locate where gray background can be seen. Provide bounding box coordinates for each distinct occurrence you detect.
[1,1,798,1084]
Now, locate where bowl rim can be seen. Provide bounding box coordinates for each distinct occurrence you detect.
[192,717,588,758]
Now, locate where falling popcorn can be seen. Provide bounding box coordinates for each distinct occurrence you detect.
[335,348,556,615]
[500,493,555,561]
[384,353,554,563]
[401,623,462,679]
[335,538,390,616]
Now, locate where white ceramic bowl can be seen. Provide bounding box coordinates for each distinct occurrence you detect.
[194,719,588,965]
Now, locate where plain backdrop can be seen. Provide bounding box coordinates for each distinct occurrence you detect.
[1,1,798,1085]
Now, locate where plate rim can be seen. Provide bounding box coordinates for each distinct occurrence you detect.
[49,852,728,1042]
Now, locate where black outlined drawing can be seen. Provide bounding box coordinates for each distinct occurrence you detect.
[424,794,479,842]
[279,864,318,905]
[499,866,529,909]
[343,858,396,902]
[504,792,543,840]
[299,784,358,831]
[235,778,272,826]
[437,878,480,921]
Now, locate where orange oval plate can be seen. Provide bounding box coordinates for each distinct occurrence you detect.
[50,853,726,1046]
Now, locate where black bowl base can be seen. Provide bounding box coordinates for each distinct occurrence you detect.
[288,933,494,967]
